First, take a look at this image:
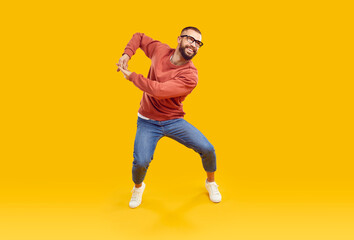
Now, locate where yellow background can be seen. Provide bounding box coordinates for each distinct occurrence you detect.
[1,0,353,239]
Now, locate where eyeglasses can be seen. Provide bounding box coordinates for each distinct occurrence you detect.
[180,35,204,48]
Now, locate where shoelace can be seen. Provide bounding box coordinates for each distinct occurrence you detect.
[209,183,220,196]
[131,188,143,201]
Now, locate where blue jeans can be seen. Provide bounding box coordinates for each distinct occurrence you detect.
[132,117,216,184]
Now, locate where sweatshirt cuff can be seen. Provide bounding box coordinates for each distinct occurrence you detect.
[124,49,134,59]
[128,72,137,82]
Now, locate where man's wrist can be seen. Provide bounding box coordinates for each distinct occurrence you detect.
[122,52,130,59]
[123,50,133,59]
[128,72,136,81]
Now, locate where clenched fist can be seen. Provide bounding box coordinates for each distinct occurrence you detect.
[117,53,130,72]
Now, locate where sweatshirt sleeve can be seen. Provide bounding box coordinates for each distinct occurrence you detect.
[128,70,198,99]
[123,33,162,59]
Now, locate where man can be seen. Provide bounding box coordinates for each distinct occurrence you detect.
[117,27,221,208]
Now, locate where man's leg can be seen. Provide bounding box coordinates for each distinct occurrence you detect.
[164,119,221,202]
[130,118,163,208]
[206,171,215,182]
[132,118,163,185]
[165,119,217,173]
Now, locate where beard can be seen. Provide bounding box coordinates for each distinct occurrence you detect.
[179,43,197,61]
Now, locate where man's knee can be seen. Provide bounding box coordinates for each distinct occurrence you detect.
[200,143,215,156]
[133,154,152,170]
[200,143,217,172]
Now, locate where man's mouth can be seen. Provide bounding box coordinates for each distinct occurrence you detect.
[186,47,194,55]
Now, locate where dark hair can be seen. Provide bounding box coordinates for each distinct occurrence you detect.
[181,26,201,35]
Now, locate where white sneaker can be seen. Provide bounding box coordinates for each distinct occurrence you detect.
[205,180,222,203]
[129,182,145,208]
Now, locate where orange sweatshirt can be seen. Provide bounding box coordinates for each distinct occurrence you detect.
[124,33,198,121]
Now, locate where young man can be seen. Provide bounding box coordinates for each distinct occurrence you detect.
[117,27,221,208]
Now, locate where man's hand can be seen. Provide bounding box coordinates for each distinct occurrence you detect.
[117,65,132,80]
[117,53,130,72]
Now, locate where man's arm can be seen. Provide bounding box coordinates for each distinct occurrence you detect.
[117,33,162,72]
[127,71,198,99]
[123,33,162,59]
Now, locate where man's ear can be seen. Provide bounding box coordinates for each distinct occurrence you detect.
[177,36,181,44]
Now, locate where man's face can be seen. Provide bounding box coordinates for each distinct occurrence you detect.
[178,30,202,61]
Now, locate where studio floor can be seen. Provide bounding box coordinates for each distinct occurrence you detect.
[1,178,353,240]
